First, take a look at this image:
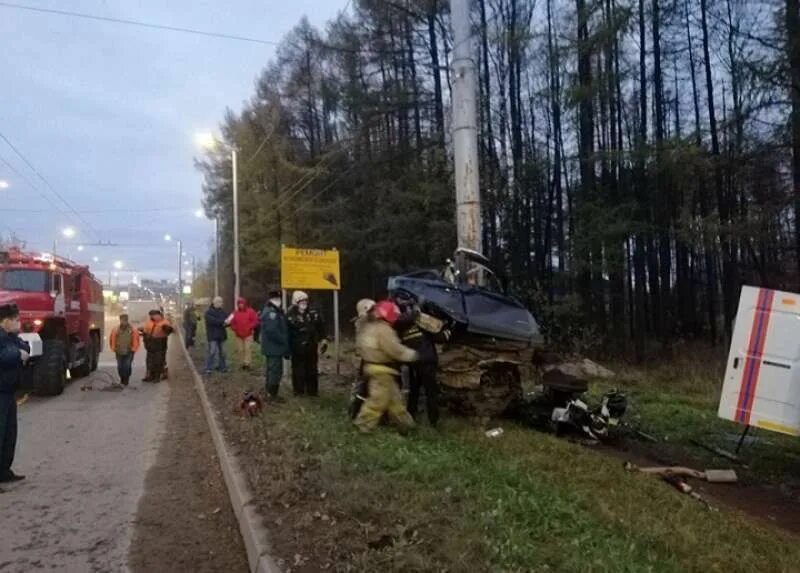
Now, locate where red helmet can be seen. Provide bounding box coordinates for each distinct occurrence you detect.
[373,300,400,325]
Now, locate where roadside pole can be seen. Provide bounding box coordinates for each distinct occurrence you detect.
[232,148,240,301]
[333,290,340,374]
[177,239,183,313]
[281,288,290,378]
[450,0,483,252]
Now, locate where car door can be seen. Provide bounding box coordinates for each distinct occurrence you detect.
[462,285,541,343]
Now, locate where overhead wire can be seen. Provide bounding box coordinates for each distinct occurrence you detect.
[0,130,101,240]
[0,1,282,45]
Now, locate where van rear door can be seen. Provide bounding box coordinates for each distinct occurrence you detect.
[719,286,800,436]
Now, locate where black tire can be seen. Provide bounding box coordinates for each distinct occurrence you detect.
[89,333,100,372]
[33,339,68,396]
[70,342,92,379]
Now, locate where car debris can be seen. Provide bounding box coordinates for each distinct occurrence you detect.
[689,439,749,467]
[485,427,504,438]
[624,462,738,483]
[512,364,627,440]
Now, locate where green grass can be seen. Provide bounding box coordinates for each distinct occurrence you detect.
[265,392,800,572]
[600,356,800,487]
[194,326,800,571]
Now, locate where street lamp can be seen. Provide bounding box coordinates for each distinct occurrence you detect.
[194,209,204,219]
[0,180,9,189]
[92,256,99,263]
[77,245,84,252]
[62,227,76,239]
[165,234,184,312]
[113,260,124,270]
[195,131,240,300]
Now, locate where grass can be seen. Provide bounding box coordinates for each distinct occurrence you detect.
[600,352,800,487]
[258,391,800,572]
[193,327,800,571]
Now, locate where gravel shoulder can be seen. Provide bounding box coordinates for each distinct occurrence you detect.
[127,341,248,573]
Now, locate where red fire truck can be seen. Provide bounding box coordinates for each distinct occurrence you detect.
[0,248,104,395]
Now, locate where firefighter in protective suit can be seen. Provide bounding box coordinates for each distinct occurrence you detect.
[348,298,375,419]
[354,300,418,433]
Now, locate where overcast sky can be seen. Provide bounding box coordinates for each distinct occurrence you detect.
[0,0,342,283]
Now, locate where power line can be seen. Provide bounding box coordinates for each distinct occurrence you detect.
[0,2,281,46]
[0,130,101,240]
[0,153,72,219]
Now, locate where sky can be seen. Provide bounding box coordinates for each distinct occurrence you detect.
[0,0,343,284]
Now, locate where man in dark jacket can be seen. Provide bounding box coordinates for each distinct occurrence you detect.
[0,303,29,483]
[287,290,327,396]
[141,309,173,382]
[260,290,290,400]
[204,296,228,374]
[393,292,443,427]
[183,301,198,348]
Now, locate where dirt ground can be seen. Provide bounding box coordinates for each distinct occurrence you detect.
[597,435,800,534]
[128,343,248,573]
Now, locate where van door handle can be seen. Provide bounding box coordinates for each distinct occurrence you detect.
[733,357,740,369]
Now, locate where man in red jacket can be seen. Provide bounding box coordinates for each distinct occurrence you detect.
[228,297,260,370]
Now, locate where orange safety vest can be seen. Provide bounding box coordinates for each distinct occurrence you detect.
[109,326,141,353]
[142,319,173,339]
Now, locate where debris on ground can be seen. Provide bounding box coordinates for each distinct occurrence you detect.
[513,365,627,441]
[660,474,714,509]
[485,427,504,438]
[237,390,264,417]
[624,462,738,483]
[690,439,750,467]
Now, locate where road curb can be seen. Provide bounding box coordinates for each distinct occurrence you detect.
[178,334,281,573]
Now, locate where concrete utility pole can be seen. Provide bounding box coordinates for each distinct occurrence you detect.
[214,216,220,298]
[232,148,241,301]
[450,0,483,254]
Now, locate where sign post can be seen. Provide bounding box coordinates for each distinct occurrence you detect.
[280,246,342,374]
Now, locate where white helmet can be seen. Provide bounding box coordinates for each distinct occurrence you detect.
[356,298,376,318]
[292,290,309,305]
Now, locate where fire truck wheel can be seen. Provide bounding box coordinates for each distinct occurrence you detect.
[70,344,92,379]
[33,339,67,396]
[90,333,100,372]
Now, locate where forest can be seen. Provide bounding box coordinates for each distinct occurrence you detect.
[196,0,800,358]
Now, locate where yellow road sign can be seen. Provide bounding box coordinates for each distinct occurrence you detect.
[281,247,341,290]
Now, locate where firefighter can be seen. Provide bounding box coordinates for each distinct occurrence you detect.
[204,296,229,374]
[393,291,442,427]
[287,290,327,396]
[354,300,418,434]
[348,298,375,420]
[0,303,28,483]
[228,297,259,370]
[260,290,290,400]
[183,301,198,348]
[141,309,173,382]
[109,313,141,386]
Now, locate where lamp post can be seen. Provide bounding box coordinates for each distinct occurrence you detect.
[195,132,239,300]
[165,235,184,312]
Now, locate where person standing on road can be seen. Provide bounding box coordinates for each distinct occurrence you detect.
[183,301,198,348]
[204,296,229,374]
[287,290,327,396]
[141,309,173,382]
[109,314,141,386]
[0,303,30,483]
[354,300,418,434]
[260,290,290,401]
[228,297,259,370]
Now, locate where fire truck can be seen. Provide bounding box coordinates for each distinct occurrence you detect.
[0,248,104,395]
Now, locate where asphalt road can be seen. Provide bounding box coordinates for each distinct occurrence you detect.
[0,320,170,572]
